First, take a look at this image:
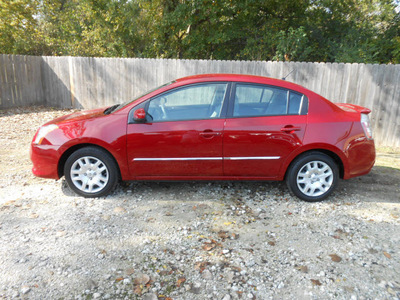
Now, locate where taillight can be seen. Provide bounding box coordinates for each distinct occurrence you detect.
[361,113,373,139]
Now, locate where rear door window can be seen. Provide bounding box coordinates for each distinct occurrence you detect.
[232,83,308,117]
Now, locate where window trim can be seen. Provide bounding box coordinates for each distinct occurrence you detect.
[227,82,309,119]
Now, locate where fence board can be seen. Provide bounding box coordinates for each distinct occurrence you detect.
[0,55,6,107]
[12,56,22,106]
[382,65,399,146]
[4,55,15,107]
[1,55,11,107]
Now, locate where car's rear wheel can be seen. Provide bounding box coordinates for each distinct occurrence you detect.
[64,147,119,198]
[286,152,338,202]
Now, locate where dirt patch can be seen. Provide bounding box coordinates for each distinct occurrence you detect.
[0,107,399,300]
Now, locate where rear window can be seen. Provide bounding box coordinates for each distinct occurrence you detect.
[233,83,308,117]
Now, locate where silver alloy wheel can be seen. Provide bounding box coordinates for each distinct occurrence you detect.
[70,156,109,194]
[296,160,334,197]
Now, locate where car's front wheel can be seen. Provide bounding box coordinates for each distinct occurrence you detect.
[64,147,119,198]
[286,152,339,202]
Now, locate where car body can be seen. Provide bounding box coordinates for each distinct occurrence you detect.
[30,74,375,201]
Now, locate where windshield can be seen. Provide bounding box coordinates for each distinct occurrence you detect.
[106,80,176,114]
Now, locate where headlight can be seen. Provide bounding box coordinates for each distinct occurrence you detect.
[33,124,59,145]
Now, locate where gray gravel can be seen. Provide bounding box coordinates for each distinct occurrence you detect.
[0,107,399,300]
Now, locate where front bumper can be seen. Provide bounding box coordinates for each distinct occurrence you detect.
[30,143,62,179]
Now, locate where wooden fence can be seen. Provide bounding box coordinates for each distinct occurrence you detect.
[0,54,399,147]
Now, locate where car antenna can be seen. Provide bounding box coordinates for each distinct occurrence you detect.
[282,69,295,81]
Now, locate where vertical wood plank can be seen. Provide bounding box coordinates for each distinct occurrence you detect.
[0,55,6,107]
[5,55,15,106]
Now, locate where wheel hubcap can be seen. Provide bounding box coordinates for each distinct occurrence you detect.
[70,156,109,193]
[296,161,333,197]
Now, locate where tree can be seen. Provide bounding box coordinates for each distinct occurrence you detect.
[34,0,143,57]
[304,0,399,63]
[0,0,39,54]
[273,27,313,62]
[0,0,399,63]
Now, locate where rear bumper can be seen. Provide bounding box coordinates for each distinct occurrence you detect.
[344,138,375,179]
[30,143,61,179]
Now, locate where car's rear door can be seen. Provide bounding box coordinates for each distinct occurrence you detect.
[223,83,308,178]
[126,82,229,177]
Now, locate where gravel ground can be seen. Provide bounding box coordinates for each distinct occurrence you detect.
[0,107,399,300]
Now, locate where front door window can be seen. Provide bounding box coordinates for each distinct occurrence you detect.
[147,83,228,122]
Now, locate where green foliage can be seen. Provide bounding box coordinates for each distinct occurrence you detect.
[0,0,39,54]
[273,27,312,62]
[0,0,399,63]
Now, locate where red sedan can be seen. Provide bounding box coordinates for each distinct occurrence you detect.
[30,74,375,201]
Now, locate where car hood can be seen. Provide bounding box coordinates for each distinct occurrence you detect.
[44,107,107,126]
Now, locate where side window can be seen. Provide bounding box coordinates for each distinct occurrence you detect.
[147,83,228,122]
[288,92,303,114]
[233,83,308,117]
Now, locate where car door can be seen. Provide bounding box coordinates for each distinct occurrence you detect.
[223,83,308,178]
[126,82,229,177]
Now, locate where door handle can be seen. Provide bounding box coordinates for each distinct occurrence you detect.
[281,125,301,133]
[199,130,221,138]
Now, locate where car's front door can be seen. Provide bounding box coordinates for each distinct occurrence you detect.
[126,83,229,177]
[223,83,308,178]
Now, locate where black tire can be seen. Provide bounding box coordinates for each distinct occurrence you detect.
[64,147,119,198]
[286,152,339,202]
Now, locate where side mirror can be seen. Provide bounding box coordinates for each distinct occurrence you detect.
[133,108,146,123]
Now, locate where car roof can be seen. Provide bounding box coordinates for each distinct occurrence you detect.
[175,73,310,93]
